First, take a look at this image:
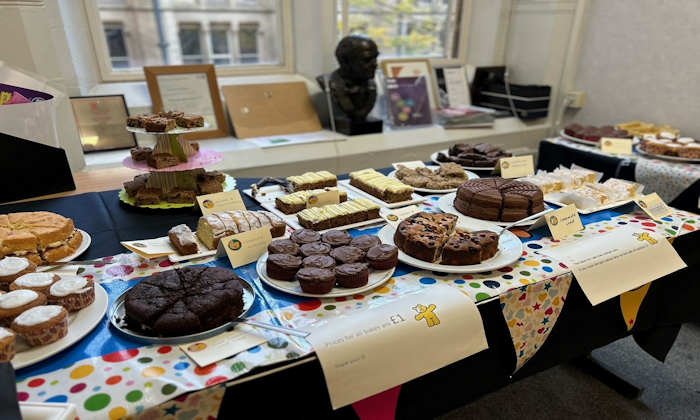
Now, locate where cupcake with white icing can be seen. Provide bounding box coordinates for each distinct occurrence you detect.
[0,257,37,292]
[11,272,60,295]
[0,289,47,327]
[0,327,16,361]
[11,305,68,346]
[48,275,95,312]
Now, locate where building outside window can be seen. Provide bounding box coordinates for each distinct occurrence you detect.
[103,22,129,68]
[210,24,233,65]
[179,24,205,64]
[238,22,260,64]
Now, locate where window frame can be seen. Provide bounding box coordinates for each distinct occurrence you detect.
[83,0,294,82]
[337,0,471,68]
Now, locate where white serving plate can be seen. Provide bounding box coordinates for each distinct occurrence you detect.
[437,193,550,227]
[429,149,497,171]
[559,129,600,146]
[543,195,641,215]
[386,165,479,194]
[256,252,394,298]
[635,146,700,163]
[242,185,384,232]
[126,121,211,135]
[36,229,91,272]
[13,283,108,369]
[377,224,523,274]
[338,179,426,209]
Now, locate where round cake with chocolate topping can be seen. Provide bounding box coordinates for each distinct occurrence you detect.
[454,178,544,222]
[296,268,335,294]
[302,255,336,270]
[266,254,302,280]
[300,242,332,257]
[291,229,321,245]
[268,239,300,256]
[321,230,352,247]
[330,246,366,264]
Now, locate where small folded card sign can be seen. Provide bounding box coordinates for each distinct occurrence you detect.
[121,237,175,259]
[307,189,340,209]
[217,226,272,268]
[180,326,267,367]
[600,137,633,155]
[381,205,421,228]
[306,284,487,409]
[392,160,426,170]
[197,189,246,215]
[542,226,686,305]
[495,155,534,178]
[528,204,583,240]
[635,193,672,220]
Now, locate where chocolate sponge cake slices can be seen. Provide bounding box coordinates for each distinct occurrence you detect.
[454,178,544,222]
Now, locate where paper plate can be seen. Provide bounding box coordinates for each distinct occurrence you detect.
[437,193,550,227]
[256,253,394,298]
[386,165,479,194]
[109,278,255,345]
[13,284,108,369]
[118,174,236,210]
[377,224,523,274]
[429,149,497,171]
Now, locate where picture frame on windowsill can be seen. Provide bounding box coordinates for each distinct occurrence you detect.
[380,58,440,110]
[69,94,137,153]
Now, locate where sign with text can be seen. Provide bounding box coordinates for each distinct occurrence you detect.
[381,205,421,228]
[392,160,426,170]
[180,327,267,367]
[121,237,175,259]
[497,155,535,178]
[306,285,487,409]
[543,204,584,240]
[307,189,340,209]
[600,137,633,155]
[217,227,272,268]
[635,193,673,220]
[197,189,246,215]
[542,227,686,305]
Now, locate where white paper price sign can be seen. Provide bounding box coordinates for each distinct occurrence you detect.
[306,285,487,409]
[542,226,686,305]
[635,193,672,220]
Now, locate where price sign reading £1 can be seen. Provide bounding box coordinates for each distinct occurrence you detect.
[306,285,487,409]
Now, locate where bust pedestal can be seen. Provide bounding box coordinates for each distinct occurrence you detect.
[333,115,383,136]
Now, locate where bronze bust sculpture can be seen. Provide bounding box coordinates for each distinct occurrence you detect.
[317,35,383,134]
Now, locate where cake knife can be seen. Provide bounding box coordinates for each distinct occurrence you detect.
[234,318,310,338]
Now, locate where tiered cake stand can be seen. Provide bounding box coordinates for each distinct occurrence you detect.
[118,125,235,211]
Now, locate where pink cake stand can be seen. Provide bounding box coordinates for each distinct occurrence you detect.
[122,149,224,172]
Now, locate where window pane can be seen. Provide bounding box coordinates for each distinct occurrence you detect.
[94,0,283,72]
[338,0,460,59]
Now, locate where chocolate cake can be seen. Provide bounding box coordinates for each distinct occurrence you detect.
[266,254,302,281]
[335,263,369,288]
[147,153,180,169]
[176,114,204,128]
[454,178,544,222]
[268,239,300,256]
[144,117,176,132]
[302,255,336,270]
[436,143,511,167]
[349,234,381,252]
[321,230,352,247]
[393,212,499,265]
[295,268,335,294]
[130,146,152,161]
[124,267,245,336]
[300,242,331,257]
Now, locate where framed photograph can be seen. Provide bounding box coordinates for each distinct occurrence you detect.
[381,58,440,110]
[144,64,228,140]
[69,94,137,153]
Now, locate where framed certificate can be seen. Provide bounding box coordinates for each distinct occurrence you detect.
[69,94,137,153]
[381,58,440,110]
[144,64,228,140]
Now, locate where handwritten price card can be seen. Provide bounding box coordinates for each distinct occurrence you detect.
[306,285,487,408]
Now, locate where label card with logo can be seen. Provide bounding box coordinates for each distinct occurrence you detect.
[392,160,426,170]
[307,189,340,209]
[307,284,488,409]
[381,205,421,228]
[530,204,583,240]
[306,284,487,409]
[121,237,176,259]
[600,137,633,155]
[180,326,267,367]
[635,193,673,220]
[542,226,686,305]
[197,189,246,215]
[217,226,272,268]
[496,155,534,178]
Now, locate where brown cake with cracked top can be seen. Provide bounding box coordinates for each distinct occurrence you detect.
[394,212,498,265]
[454,178,544,222]
[124,267,244,336]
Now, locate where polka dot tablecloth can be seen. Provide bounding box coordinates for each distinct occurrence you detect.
[635,156,700,203]
[14,205,698,419]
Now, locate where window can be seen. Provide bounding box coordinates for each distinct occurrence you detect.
[103,22,129,69]
[238,22,260,63]
[337,0,466,60]
[87,0,290,80]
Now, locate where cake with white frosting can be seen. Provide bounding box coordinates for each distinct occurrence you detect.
[0,327,16,361]
[11,305,68,346]
[11,272,59,295]
[0,256,36,291]
[48,275,95,312]
[0,289,47,327]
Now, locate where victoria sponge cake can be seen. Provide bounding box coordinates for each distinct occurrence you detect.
[0,212,82,265]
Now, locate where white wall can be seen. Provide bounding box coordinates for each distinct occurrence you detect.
[565,0,700,137]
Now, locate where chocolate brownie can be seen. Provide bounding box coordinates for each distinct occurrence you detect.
[144,117,176,132]
[300,242,331,257]
[335,263,369,288]
[159,110,185,119]
[197,178,224,195]
[437,143,511,167]
[268,239,300,256]
[135,188,163,206]
[176,114,205,128]
[148,153,180,169]
[166,188,197,204]
[266,254,302,281]
[366,244,398,270]
[302,255,336,270]
[321,230,352,247]
[349,234,381,252]
[130,146,152,161]
[295,268,335,295]
[124,267,244,336]
[330,246,366,264]
[291,229,321,245]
